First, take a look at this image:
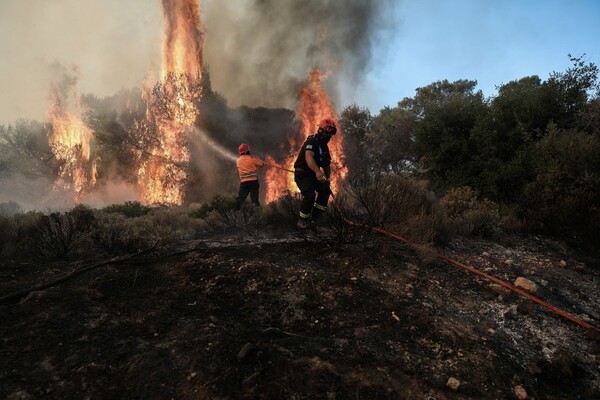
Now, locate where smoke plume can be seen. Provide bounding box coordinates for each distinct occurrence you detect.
[203,0,397,109]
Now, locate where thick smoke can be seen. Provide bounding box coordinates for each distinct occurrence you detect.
[0,0,398,209]
[203,0,397,109]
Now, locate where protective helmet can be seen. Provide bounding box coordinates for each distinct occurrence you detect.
[318,118,337,135]
[238,143,251,154]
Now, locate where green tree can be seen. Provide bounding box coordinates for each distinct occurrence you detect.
[340,104,374,177]
[369,105,416,173]
[405,79,488,192]
[523,126,600,245]
[468,76,552,203]
[545,54,600,131]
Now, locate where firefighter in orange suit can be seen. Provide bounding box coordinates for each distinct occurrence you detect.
[235,143,265,210]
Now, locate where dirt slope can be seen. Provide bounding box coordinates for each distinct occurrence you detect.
[1,228,598,399]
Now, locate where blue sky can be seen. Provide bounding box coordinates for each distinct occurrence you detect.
[352,0,600,112]
[0,0,599,124]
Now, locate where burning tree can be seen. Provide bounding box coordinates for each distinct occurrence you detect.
[134,0,204,205]
[48,66,97,198]
[265,67,348,203]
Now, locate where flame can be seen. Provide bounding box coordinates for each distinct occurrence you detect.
[265,67,348,203]
[48,71,97,198]
[135,0,204,205]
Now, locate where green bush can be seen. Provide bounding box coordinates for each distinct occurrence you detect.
[189,195,236,219]
[441,186,501,238]
[102,201,153,218]
[93,207,203,255]
[523,130,600,245]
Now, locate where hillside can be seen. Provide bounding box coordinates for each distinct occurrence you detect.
[1,225,598,399]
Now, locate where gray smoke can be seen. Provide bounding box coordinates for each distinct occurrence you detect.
[203,0,397,109]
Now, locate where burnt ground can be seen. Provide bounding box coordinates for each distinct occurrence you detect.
[1,226,599,399]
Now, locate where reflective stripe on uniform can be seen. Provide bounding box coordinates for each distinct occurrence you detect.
[240,172,258,179]
[299,211,311,219]
[237,155,263,182]
[313,203,327,211]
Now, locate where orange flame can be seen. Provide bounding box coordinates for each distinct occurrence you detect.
[48,72,97,198]
[136,0,203,205]
[265,67,347,203]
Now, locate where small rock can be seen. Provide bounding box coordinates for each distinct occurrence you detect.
[514,277,537,294]
[559,260,567,267]
[487,328,495,335]
[446,377,460,391]
[482,251,490,257]
[489,283,512,298]
[504,259,513,266]
[514,384,527,399]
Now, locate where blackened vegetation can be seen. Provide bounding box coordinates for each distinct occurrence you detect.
[0,229,598,399]
[0,172,599,398]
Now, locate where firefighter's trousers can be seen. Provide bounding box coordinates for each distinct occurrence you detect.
[235,180,260,209]
[294,172,331,220]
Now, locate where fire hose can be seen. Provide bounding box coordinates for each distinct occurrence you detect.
[257,158,600,334]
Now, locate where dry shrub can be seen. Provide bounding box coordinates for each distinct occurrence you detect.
[26,204,97,260]
[92,212,154,254]
[102,201,152,218]
[188,195,236,219]
[327,193,364,243]
[93,207,203,254]
[344,174,450,245]
[0,212,44,261]
[441,186,501,238]
[0,216,15,258]
[188,191,301,234]
[260,191,301,224]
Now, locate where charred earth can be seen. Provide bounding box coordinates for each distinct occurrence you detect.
[1,225,599,399]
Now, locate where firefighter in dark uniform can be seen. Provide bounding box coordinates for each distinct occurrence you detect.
[293,118,337,228]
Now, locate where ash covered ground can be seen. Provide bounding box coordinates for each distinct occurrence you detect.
[1,226,599,399]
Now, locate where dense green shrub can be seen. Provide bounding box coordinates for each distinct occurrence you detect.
[523,130,600,245]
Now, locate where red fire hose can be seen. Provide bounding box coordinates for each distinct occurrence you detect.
[254,157,294,173]
[259,159,600,333]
